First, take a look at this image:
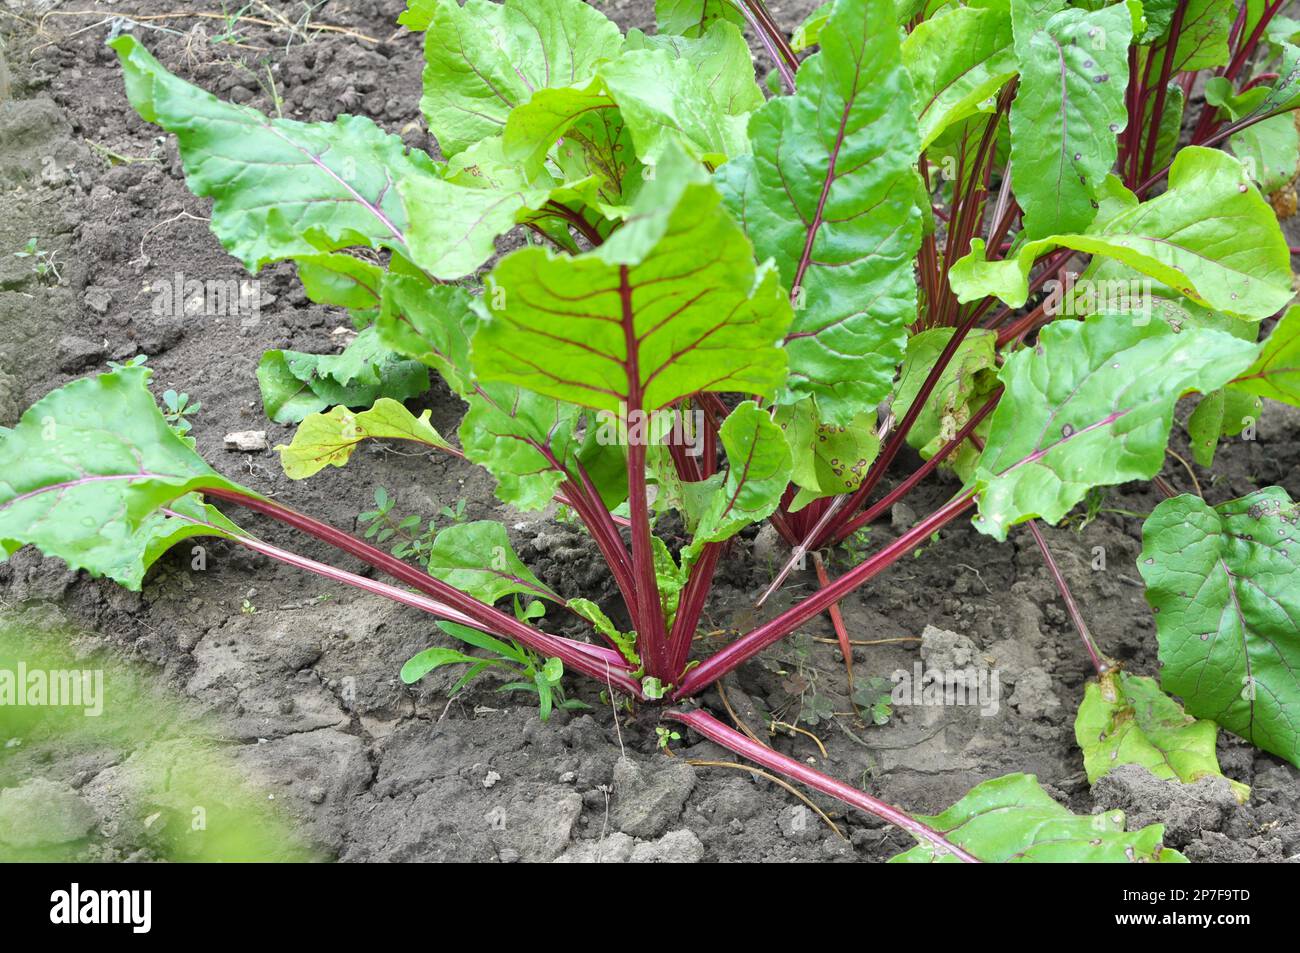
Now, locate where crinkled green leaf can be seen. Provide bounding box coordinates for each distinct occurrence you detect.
[398,173,546,280]
[893,327,999,480]
[791,2,834,51]
[1075,671,1250,802]
[904,4,1016,150]
[0,367,251,589]
[1140,488,1300,768]
[417,0,622,157]
[473,149,791,416]
[972,313,1259,540]
[1008,0,1134,238]
[599,47,751,165]
[717,0,925,425]
[890,773,1186,862]
[951,148,1294,320]
[621,23,764,119]
[375,274,481,397]
[275,398,450,479]
[111,35,438,272]
[1186,387,1261,468]
[256,326,430,424]
[1232,305,1300,406]
[654,0,745,37]
[568,597,638,665]
[687,401,792,557]
[294,253,384,315]
[459,384,583,511]
[427,520,560,605]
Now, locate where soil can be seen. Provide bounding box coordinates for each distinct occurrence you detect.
[1,0,1298,863]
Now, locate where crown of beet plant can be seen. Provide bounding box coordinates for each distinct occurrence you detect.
[3,0,1299,862]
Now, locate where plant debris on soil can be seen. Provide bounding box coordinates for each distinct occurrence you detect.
[1,0,1299,863]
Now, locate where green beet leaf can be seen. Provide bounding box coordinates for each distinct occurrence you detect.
[1185,388,1261,468]
[1008,0,1134,238]
[375,275,481,398]
[774,400,880,511]
[275,398,451,480]
[951,148,1294,320]
[0,366,251,589]
[717,0,925,425]
[1075,670,1250,802]
[426,521,561,605]
[972,313,1259,540]
[1232,305,1300,406]
[890,773,1187,862]
[599,45,752,166]
[654,0,745,37]
[686,401,793,560]
[257,326,430,424]
[1139,488,1300,768]
[893,327,999,480]
[111,35,440,274]
[904,3,1016,151]
[417,0,622,158]
[473,147,790,417]
[459,384,585,511]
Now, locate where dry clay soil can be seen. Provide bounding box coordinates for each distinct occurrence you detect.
[1,0,1299,863]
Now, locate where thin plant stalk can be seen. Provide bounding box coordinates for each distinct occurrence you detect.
[1024,520,1110,676]
[676,491,977,697]
[665,707,980,862]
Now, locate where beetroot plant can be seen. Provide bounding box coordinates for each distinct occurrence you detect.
[3,0,1300,862]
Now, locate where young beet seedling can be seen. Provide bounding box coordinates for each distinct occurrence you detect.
[3,0,1299,862]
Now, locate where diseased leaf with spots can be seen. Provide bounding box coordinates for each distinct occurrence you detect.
[275,398,451,479]
[890,773,1187,862]
[971,313,1259,540]
[893,327,999,480]
[717,0,925,425]
[774,400,880,511]
[1008,0,1134,238]
[1139,488,1300,768]
[1075,671,1250,802]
